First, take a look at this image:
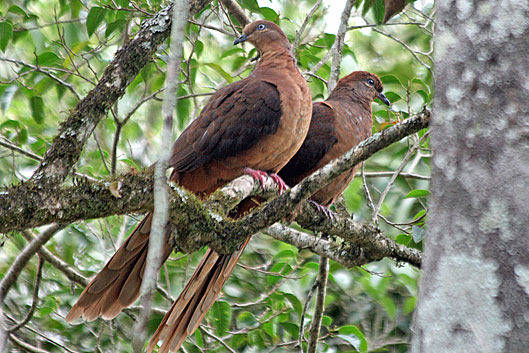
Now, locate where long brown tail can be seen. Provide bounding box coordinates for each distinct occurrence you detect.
[147,236,251,353]
[66,213,174,322]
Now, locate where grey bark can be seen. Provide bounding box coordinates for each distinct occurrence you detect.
[132,1,190,351]
[411,1,529,352]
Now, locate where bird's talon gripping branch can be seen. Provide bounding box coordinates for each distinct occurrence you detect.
[243,167,269,191]
[269,173,288,194]
[309,200,337,222]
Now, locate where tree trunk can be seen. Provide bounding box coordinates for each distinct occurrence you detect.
[411,2,529,352]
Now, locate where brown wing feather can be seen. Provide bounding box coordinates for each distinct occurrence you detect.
[279,97,374,207]
[279,101,338,187]
[170,78,282,174]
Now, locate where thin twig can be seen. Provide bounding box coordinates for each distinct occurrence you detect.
[202,329,237,353]
[298,279,319,352]
[4,314,80,353]
[13,19,82,32]
[372,27,433,74]
[9,334,52,353]
[0,57,82,100]
[292,0,323,55]
[361,170,430,180]
[7,256,44,333]
[372,135,422,223]
[0,138,98,181]
[187,19,235,36]
[132,1,190,350]
[0,137,42,162]
[327,0,355,92]
[111,88,165,174]
[232,263,300,308]
[0,224,63,302]
[20,230,88,286]
[361,163,377,222]
[307,256,329,353]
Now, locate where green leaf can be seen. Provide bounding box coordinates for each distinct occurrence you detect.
[56,83,66,100]
[38,297,57,317]
[373,0,385,24]
[384,91,402,103]
[86,7,107,37]
[404,189,430,198]
[412,225,425,242]
[262,321,278,339]
[0,22,13,52]
[395,233,411,246]
[194,328,204,347]
[220,47,246,59]
[338,325,368,352]
[0,119,20,130]
[380,74,404,87]
[267,263,292,285]
[231,334,247,348]
[36,52,61,67]
[1,85,17,113]
[362,0,375,17]
[237,311,258,328]
[8,5,29,18]
[240,0,260,12]
[273,249,296,262]
[204,63,233,83]
[413,209,426,220]
[30,138,47,155]
[71,0,83,17]
[412,77,428,90]
[17,127,28,143]
[30,96,45,124]
[259,7,279,21]
[415,89,430,104]
[194,40,204,58]
[403,296,417,314]
[379,296,396,319]
[284,292,302,314]
[280,322,299,339]
[314,33,336,47]
[210,300,231,336]
[105,19,125,38]
[321,315,333,326]
[176,85,191,129]
[248,330,265,348]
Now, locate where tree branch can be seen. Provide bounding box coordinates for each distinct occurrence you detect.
[219,0,250,26]
[327,0,355,92]
[0,112,429,268]
[133,1,190,350]
[307,255,328,353]
[225,109,430,253]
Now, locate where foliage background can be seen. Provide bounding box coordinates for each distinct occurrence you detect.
[0,0,433,351]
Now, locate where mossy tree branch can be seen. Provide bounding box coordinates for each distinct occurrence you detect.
[1,111,429,268]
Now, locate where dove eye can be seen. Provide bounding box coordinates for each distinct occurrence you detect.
[367,79,375,86]
[257,24,266,31]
